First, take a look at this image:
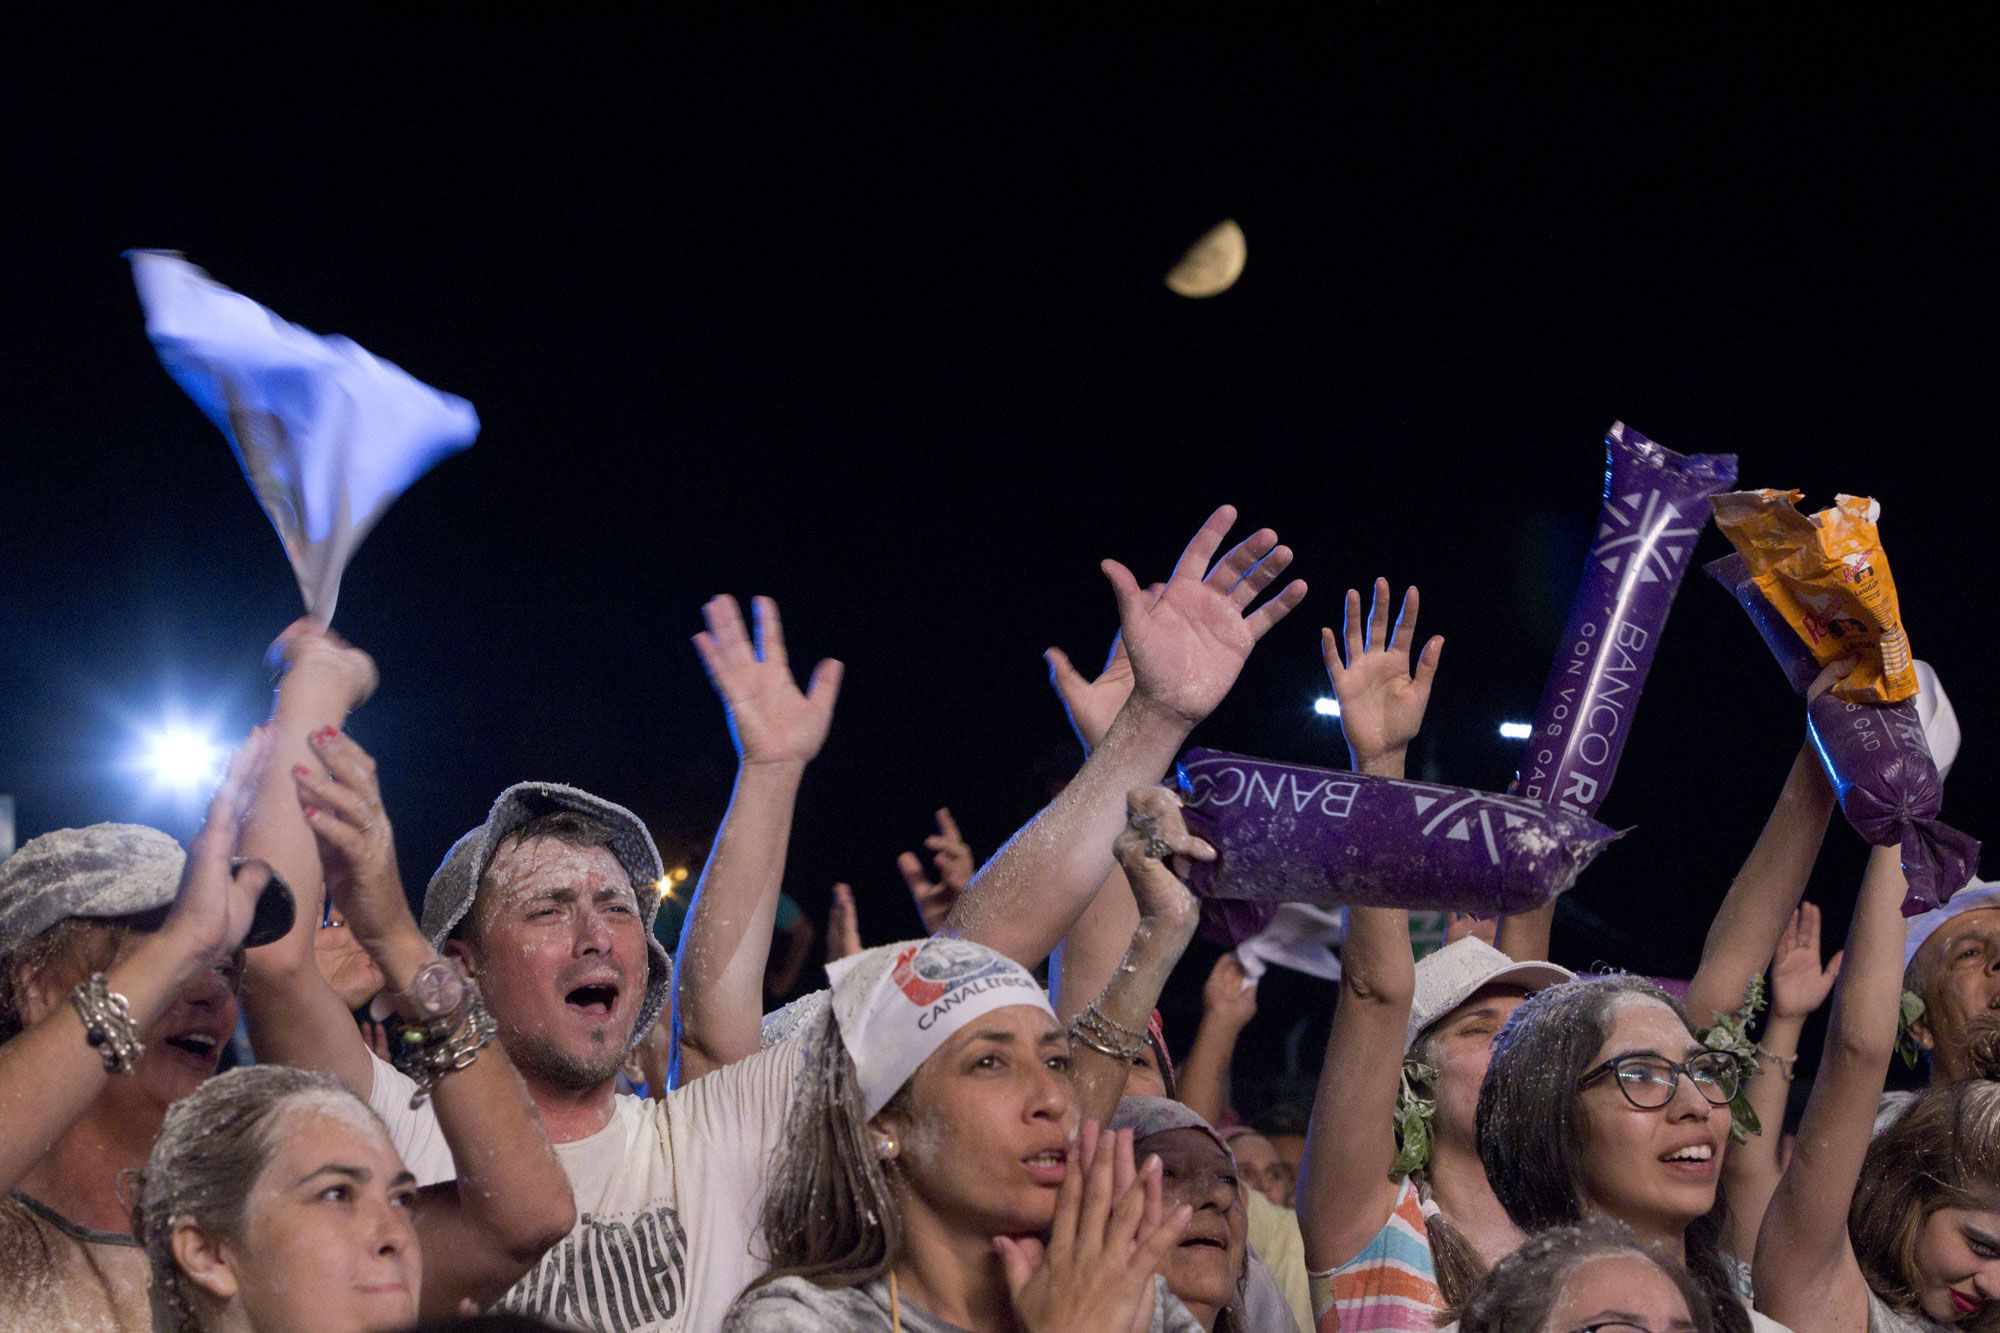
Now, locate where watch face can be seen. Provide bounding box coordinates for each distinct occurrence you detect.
[406,960,465,1019]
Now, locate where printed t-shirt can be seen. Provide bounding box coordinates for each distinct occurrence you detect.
[0,1192,152,1332]
[1308,1174,1444,1332]
[368,1034,803,1333]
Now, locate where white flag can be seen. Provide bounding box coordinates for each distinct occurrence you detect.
[129,250,479,624]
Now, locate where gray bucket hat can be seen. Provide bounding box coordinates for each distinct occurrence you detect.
[423,782,671,1052]
[0,824,185,954]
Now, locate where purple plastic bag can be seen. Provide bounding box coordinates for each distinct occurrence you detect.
[1705,552,1821,695]
[1176,749,1621,914]
[1518,423,1738,816]
[1808,692,1981,914]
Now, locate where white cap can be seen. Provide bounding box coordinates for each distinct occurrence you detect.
[1905,880,2000,974]
[1407,936,1573,1051]
[827,937,1053,1119]
[1914,660,1960,782]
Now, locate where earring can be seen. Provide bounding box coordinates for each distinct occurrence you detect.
[875,1134,898,1160]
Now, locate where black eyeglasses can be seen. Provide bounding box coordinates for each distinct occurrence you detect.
[1576,1051,1741,1109]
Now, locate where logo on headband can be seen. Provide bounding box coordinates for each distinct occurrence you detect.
[891,939,1014,1008]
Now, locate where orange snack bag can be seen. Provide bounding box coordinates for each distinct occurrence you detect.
[1711,489,1915,703]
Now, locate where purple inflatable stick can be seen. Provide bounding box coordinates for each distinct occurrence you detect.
[1176,749,1621,915]
[1517,423,1738,816]
[1709,550,1978,912]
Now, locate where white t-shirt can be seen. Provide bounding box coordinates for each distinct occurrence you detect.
[368,1036,804,1333]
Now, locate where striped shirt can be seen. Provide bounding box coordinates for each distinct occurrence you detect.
[1308,1176,1446,1332]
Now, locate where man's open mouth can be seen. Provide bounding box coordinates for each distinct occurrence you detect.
[565,984,620,1018]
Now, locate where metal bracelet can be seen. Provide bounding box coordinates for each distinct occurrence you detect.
[71,972,144,1076]
[1070,1003,1148,1063]
[392,978,499,1109]
[1754,1044,1797,1080]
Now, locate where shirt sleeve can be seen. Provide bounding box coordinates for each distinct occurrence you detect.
[364,1050,457,1186]
[1306,1175,1445,1332]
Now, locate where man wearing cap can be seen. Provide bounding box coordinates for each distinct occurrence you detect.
[0,738,281,1330]
[240,604,837,1333]
[1884,881,2000,1113]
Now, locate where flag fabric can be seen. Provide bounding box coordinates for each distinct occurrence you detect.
[129,250,479,623]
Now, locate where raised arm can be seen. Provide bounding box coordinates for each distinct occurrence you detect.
[1299,579,1442,1267]
[673,595,842,1084]
[897,808,974,937]
[1722,902,1842,1262]
[238,625,383,1094]
[1752,844,1909,1332]
[1681,661,1847,1024]
[0,735,274,1193]
[1177,955,1259,1126]
[1017,513,1301,997]
[296,730,576,1319]
[1069,787,1206,1127]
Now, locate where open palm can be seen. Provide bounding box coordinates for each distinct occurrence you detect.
[693,595,844,766]
[1322,579,1443,771]
[1103,505,1307,728]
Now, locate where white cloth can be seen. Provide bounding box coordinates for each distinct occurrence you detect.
[368,1037,804,1332]
[128,250,479,623]
[1233,902,1346,983]
[827,938,1052,1119]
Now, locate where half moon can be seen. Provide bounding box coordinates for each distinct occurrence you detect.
[1166,219,1247,298]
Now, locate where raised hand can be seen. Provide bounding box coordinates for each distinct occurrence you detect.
[826,883,863,962]
[1771,901,1844,1021]
[1201,952,1259,1031]
[314,920,387,1012]
[1103,506,1306,729]
[897,808,975,934]
[1112,787,1208,935]
[692,595,844,769]
[293,729,420,956]
[269,618,379,714]
[995,1123,1190,1333]
[1321,579,1442,774]
[161,728,280,965]
[1046,613,1144,754]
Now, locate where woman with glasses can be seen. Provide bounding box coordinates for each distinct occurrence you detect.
[1457,1218,1710,1333]
[1754,845,2000,1331]
[1474,970,1781,1332]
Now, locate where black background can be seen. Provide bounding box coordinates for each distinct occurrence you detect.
[3,16,1988,1105]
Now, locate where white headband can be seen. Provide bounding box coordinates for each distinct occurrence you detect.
[826,937,1055,1119]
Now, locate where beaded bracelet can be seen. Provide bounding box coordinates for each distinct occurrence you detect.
[71,972,144,1075]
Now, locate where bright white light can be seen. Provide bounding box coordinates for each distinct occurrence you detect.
[1313,697,1342,718]
[142,727,224,793]
[1498,721,1533,740]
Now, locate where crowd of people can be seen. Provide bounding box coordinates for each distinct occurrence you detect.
[1,505,1994,1333]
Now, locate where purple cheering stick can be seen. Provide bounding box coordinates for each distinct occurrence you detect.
[1176,749,1621,915]
[1517,423,1737,816]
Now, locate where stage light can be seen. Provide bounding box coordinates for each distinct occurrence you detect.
[1313,697,1342,718]
[655,866,691,900]
[141,726,224,793]
[1498,721,1532,740]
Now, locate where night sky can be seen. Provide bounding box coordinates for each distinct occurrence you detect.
[3,17,1989,1104]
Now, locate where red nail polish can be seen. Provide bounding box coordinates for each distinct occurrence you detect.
[303,806,318,819]
[293,764,311,779]
[313,726,337,743]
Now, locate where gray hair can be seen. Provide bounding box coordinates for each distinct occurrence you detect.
[1457,1218,1712,1332]
[747,1005,912,1293]
[131,1065,375,1332]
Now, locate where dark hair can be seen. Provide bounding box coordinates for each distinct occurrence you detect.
[0,906,170,1042]
[1458,1218,1713,1332]
[1475,974,1749,1333]
[1251,1101,1310,1139]
[1403,1022,1490,1310]
[1852,1019,2000,1318]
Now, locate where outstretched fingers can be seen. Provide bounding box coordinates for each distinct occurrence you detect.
[805,657,845,710]
[1166,505,1239,585]
[1205,526,1278,595]
[1242,577,1307,640]
[1388,584,1421,652]
[188,726,272,874]
[750,594,788,669]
